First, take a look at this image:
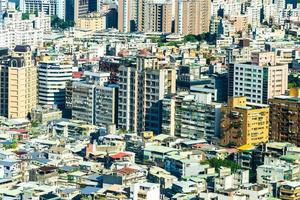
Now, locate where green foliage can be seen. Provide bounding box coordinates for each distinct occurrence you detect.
[206,55,217,64]
[184,34,198,42]
[148,36,168,47]
[288,74,300,88]
[51,15,75,30]
[31,121,39,128]
[34,10,39,17]
[22,12,30,20]
[166,41,183,46]
[195,33,217,44]
[150,32,216,47]
[203,158,242,173]
[3,141,17,150]
[21,11,38,20]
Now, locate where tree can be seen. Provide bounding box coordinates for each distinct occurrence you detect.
[51,15,74,30]
[184,34,197,42]
[22,12,30,20]
[166,41,182,46]
[203,158,242,173]
[288,74,300,88]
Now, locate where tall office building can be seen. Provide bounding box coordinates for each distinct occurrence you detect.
[118,53,176,134]
[118,0,139,32]
[0,45,37,119]
[0,48,9,117]
[174,0,211,35]
[38,57,72,109]
[88,0,98,12]
[65,0,75,21]
[220,96,269,146]
[138,0,172,32]
[228,63,288,104]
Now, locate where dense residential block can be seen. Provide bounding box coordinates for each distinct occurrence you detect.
[162,93,221,141]
[269,89,300,146]
[71,72,118,127]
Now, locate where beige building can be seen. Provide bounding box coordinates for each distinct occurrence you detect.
[174,0,211,35]
[0,45,37,119]
[77,12,106,31]
[31,106,62,124]
[251,51,276,66]
[228,15,248,32]
[138,0,172,33]
[266,64,288,100]
[74,0,89,23]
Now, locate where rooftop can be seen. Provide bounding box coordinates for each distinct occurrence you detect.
[144,145,178,154]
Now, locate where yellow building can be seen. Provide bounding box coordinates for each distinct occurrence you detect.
[289,87,300,98]
[220,97,269,147]
[0,45,37,119]
[280,182,300,200]
[76,12,106,31]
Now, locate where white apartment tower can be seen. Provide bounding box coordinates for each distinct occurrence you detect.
[38,59,72,109]
[228,63,288,104]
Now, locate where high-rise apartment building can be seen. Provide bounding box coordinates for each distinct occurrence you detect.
[220,96,269,146]
[247,6,261,28]
[38,57,72,109]
[56,0,66,19]
[0,45,37,119]
[71,71,118,127]
[74,0,89,23]
[162,93,221,142]
[228,63,288,104]
[269,88,300,146]
[138,0,172,32]
[20,0,57,16]
[174,0,211,35]
[0,0,7,24]
[118,53,176,134]
[0,0,7,12]
[118,0,140,32]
